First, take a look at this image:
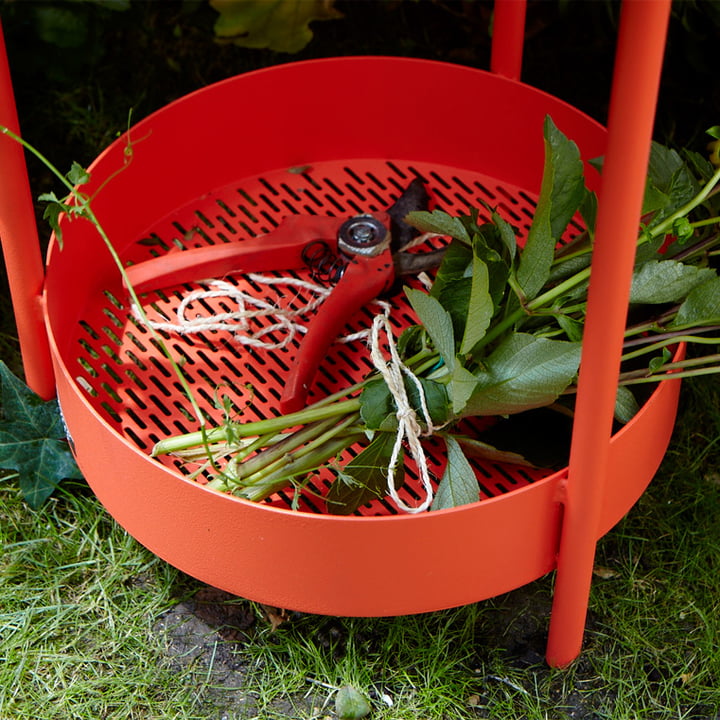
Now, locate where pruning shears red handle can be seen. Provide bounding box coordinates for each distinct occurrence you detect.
[124,212,395,412]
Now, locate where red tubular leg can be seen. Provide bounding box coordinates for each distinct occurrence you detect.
[490,0,527,81]
[0,24,55,398]
[545,0,672,668]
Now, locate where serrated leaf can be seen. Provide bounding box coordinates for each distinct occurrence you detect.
[556,313,584,342]
[460,333,582,417]
[670,276,720,328]
[643,143,700,226]
[491,210,517,264]
[459,254,493,354]
[449,364,479,416]
[630,260,716,304]
[431,435,479,510]
[210,0,342,53]
[325,433,398,515]
[404,209,471,243]
[516,117,586,299]
[0,362,82,508]
[406,287,456,371]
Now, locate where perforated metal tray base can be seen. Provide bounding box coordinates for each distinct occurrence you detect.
[72,157,583,516]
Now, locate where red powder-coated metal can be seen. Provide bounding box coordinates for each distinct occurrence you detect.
[0,0,676,667]
[546,0,673,668]
[0,30,54,399]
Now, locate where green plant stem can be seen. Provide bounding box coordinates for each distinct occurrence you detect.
[209,415,364,501]
[153,397,362,455]
[621,334,720,362]
[226,416,347,484]
[1,125,209,441]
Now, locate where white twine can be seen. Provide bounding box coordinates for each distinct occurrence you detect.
[133,274,389,349]
[369,313,439,513]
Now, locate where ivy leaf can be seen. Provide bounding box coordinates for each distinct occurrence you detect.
[460,333,582,417]
[406,287,456,371]
[630,259,716,304]
[516,116,586,300]
[325,433,399,515]
[210,0,342,53]
[0,362,83,508]
[431,435,479,510]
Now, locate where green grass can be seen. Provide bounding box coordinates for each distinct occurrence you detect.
[2,379,720,719]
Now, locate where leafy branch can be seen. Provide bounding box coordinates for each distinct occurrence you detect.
[155,118,720,513]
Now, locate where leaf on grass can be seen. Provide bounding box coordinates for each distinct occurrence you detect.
[404,209,471,243]
[335,685,371,719]
[630,260,716,305]
[0,362,82,508]
[516,116,586,300]
[670,276,720,328]
[406,287,456,371]
[431,435,479,510]
[210,0,342,53]
[325,432,399,515]
[460,333,582,417]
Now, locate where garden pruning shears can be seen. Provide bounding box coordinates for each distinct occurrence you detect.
[124,179,442,412]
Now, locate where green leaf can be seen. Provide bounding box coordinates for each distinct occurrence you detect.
[359,377,448,431]
[614,385,640,424]
[449,363,479,416]
[643,142,699,226]
[210,0,342,53]
[670,276,720,329]
[629,260,716,304]
[0,362,83,508]
[67,161,91,186]
[459,254,493,354]
[491,210,517,264]
[325,433,398,515]
[516,117,586,299]
[335,686,371,719]
[460,333,582,417]
[556,313,584,342]
[431,435,479,510]
[404,209,471,244]
[406,287,456,371]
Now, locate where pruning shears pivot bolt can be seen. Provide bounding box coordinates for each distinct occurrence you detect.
[338,214,390,256]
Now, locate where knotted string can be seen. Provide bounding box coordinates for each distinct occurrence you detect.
[369,314,439,513]
[133,275,388,348]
